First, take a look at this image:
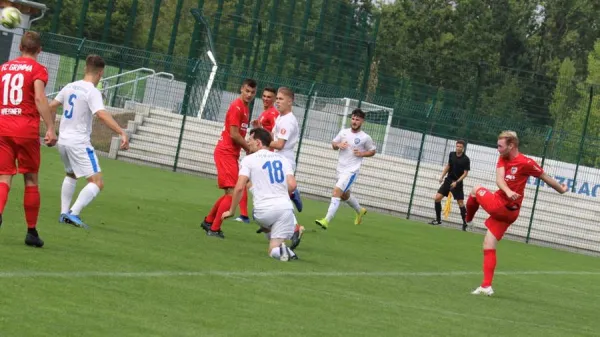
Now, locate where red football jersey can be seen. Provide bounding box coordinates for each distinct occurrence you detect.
[258,106,279,132]
[495,153,544,207]
[0,57,48,139]
[215,98,249,156]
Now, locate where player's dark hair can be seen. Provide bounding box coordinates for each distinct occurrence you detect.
[242,78,257,88]
[278,87,295,100]
[85,55,105,74]
[250,128,272,147]
[456,139,466,147]
[263,87,277,95]
[352,109,366,119]
[20,31,42,55]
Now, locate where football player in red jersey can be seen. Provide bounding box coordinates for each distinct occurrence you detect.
[466,131,567,296]
[0,31,57,248]
[201,79,257,238]
[236,87,279,223]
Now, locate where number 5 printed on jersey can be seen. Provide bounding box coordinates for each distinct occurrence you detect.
[65,93,77,119]
[262,160,285,184]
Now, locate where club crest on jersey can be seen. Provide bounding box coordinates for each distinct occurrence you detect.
[511,167,518,174]
[280,128,287,135]
[353,138,360,145]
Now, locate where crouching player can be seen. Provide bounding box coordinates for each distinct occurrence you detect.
[222,128,298,261]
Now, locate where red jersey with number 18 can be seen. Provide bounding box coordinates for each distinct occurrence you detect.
[215,98,249,156]
[495,153,544,208]
[0,57,49,139]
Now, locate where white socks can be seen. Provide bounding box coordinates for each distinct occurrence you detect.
[61,177,77,214]
[325,197,341,222]
[270,244,296,260]
[70,183,101,215]
[346,195,362,213]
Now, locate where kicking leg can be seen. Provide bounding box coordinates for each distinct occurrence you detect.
[316,187,343,230]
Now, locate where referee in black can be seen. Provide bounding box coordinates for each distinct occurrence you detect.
[429,140,470,231]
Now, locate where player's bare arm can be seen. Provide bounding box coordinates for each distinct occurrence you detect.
[439,164,450,183]
[270,138,286,150]
[332,141,348,150]
[540,173,569,194]
[96,110,129,150]
[222,175,250,219]
[48,99,62,122]
[286,174,297,194]
[496,166,520,200]
[353,148,376,158]
[452,170,469,188]
[34,80,57,146]
[229,125,250,152]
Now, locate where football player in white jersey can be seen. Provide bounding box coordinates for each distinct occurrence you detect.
[315,109,376,229]
[49,55,129,229]
[222,128,298,261]
[269,87,303,213]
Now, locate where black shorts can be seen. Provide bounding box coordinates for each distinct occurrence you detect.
[437,178,464,200]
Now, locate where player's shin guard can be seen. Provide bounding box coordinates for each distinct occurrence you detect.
[434,201,442,223]
[206,195,226,223]
[70,183,100,216]
[325,197,341,222]
[61,176,77,214]
[239,187,249,217]
[0,182,10,214]
[23,186,40,229]
[465,195,479,223]
[482,249,497,287]
[210,195,232,232]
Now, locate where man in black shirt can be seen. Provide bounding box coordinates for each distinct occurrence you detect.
[429,140,470,230]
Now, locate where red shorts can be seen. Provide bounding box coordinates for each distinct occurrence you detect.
[0,136,40,175]
[475,187,520,241]
[214,152,239,189]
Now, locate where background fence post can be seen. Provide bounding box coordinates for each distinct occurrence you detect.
[50,0,62,34]
[526,127,553,243]
[406,98,436,219]
[572,85,594,192]
[295,82,317,169]
[71,38,86,83]
[76,0,89,38]
[101,0,115,43]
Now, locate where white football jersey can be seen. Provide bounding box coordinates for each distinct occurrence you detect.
[239,149,294,211]
[273,112,299,168]
[55,80,104,146]
[333,128,376,174]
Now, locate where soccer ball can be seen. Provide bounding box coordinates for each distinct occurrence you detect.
[1,7,22,29]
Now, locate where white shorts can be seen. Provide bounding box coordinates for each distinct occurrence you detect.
[253,208,296,240]
[58,144,101,178]
[335,172,357,193]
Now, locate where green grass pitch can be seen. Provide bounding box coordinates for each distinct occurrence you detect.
[0,148,598,336]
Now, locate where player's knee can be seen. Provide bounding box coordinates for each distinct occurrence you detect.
[471,185,482,196]
[434,193,443,202]
[23,173,38,186]
[341,191,350,201]
[88,174,104,190]
[332,187,343,197]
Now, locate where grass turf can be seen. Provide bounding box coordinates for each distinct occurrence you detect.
[0,148,598,336]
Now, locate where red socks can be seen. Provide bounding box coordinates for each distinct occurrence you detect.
[24,186,40,229]
[0,182,9,214]
[465,195,479,223]
[210,195,232,232]
[239,187,248,217]
[205,195,227,223]
[481,249,497,287]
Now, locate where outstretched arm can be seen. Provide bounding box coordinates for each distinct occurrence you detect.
[540,173,568,194]
[96,110,129,150]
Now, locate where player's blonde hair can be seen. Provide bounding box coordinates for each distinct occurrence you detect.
[498,130,519,147]
[20,31,42,55]
[278,87,295,100]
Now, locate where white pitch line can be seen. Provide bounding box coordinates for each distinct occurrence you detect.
[0,270,598,278]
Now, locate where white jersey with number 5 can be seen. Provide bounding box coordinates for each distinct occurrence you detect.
[55,80,104,146]
[273,112,299,169]
[239,149,294,211]
[333,128,376,175]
